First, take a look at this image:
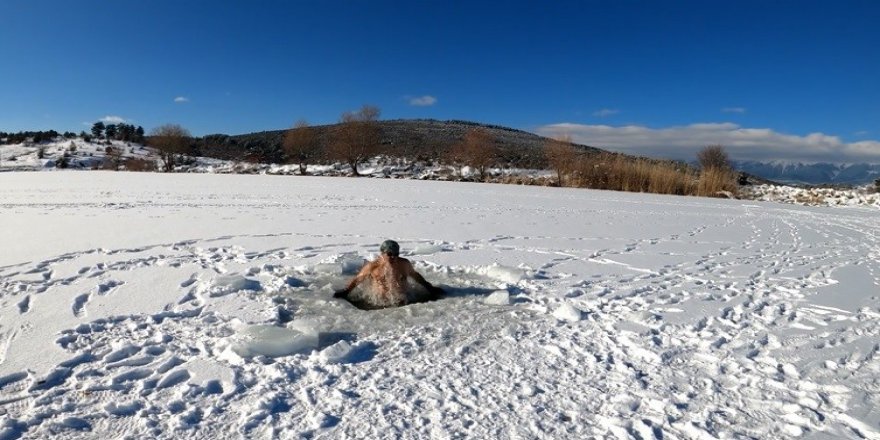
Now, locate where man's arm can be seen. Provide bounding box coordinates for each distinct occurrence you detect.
[405,260,445,297]
[334,261,374,298]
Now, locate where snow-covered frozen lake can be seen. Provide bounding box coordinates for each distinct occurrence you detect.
[1,172,878,439]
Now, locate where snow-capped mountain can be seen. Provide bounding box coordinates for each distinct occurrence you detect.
[734,160,880,185]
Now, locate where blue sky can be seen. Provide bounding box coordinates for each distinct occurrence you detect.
[1,0,878,162]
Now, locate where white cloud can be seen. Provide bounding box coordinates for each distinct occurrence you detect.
[408,95,437,107]
[537,122,880,163]
[721,107,747,114]
[592,108,619,117]
[100,115,127,124]
[174,96,189,103]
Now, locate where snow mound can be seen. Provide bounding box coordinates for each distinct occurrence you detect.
[211,273,262,296]
[313,255,365,275]
[484,264,525,284]
[552,303,584,322]
[483,290,511,305]
[313,340,376,364]
[317,340,354,363]
[225,324,319,359]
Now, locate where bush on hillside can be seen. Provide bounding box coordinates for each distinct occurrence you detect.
[567,152,697,196]
[123,158,158,172]
[696,167,739,198]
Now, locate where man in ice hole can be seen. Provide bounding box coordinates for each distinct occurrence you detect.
[334,240,445,308]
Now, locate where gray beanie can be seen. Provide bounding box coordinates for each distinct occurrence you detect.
[380,240,400,256]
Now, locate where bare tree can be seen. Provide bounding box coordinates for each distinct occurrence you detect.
[283,119,320,175]
[696,144,738,197]
[327,105,381,176]
[103,145,124,171]
[149,124,191,172]
[697,144,732,171]
[451,128,497,181]
[544,135,577,186]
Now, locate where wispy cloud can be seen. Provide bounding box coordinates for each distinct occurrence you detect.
[721,107,747,114]
[592,108,619,118]
[100,115,128,124]
[174,96,189,103]
[537,122,880,163]
[408,95,437,107]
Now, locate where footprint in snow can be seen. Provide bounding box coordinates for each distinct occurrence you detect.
[180,276,198,288]
[104,400,144,417]
[72,293,90,317]
[103,344,142,363]
[17,295,30,314]
[96,280,124,295]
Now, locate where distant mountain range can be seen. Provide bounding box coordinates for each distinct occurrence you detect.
[733,161,880,185]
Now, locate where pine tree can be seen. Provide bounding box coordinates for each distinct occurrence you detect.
[91,122,105,139]
[105,124,118,140]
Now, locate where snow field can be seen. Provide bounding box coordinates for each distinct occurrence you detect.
[0,172,878,439]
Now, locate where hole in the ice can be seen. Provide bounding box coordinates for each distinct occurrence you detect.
[340,285,445,310]
[287,261,527,310]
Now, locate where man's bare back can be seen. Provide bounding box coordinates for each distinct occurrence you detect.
[334,240,444,308]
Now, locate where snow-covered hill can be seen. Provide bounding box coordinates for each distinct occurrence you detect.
[1,172,878,439]
[0,138,152,171]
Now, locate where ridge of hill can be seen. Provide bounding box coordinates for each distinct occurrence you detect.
[198,119,601,169]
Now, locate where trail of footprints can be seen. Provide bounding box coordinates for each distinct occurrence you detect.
[571,211,879,437]
[0,212,878,438]
[460,211,877,438]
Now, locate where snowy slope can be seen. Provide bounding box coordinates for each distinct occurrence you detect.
[0,138,151,171]
[1,172,879,439]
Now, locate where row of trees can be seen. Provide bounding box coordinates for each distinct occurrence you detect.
[282,105,383,177]
[91,122,146,143]
[0,130,64,144]
[1,123,145,146]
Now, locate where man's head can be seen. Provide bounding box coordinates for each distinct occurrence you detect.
[379,240,400,258]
